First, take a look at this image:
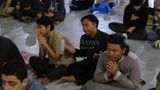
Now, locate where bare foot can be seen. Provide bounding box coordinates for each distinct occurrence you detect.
[59,75,75,83]
[42,76,50,85]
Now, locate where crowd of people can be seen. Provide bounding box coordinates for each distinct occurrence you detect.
[0,0,66,24]
[0,0,160,90]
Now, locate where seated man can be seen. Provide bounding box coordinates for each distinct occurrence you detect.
[109,0,149,40]
[13,0,42,21]
[29,17,75,84]
[44,14,109,85]
[1,61,47,90]
[84,33,142,90]
[37,0,66,25]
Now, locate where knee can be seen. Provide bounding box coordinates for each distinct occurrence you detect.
[29,56,39,65]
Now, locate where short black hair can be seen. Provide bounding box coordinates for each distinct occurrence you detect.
[1,61,27,82]
[130,0,143,6]
[108,33,130,56]
[36,17,54,31]
[81,14,99,28]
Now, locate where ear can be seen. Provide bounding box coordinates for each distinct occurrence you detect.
[122,47,126,54]
[22,78,28,86]
[92,22,97,28]
[47,25,51,30]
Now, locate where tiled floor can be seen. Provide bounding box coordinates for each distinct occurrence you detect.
[0,0,160,90]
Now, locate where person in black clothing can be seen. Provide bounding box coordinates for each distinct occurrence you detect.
[46,0,66,24]
[109,0,149,40]
[0,36,25,85]
[17,0,43,22]
[44,14,109,85]
[0,36,24,65]
[36,0,66,25]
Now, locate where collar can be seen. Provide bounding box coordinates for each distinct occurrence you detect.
[92,30,100,38]
[117,55,125,63]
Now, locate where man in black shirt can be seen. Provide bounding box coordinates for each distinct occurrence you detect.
[109,0,149,40]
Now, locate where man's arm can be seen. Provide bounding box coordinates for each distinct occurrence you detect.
[43,43,60,61]
[133,6,148,29]
[38,34,60,61]
[123,5,132,26]
[127,26,136,33]
[2,0,12,16]
[156,72,160,90]
[94,53,112,83]
[39,45,46,60]
[112,58,141,89]
[74,36,87,57]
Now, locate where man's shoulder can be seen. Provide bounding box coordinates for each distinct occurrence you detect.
[26,80,47,90]
[97,30,108,36]
[97,30,108,40]
[125,4,132,10]
[52,30,65,39]
[100,51,108,58]
[53,30,63,35]
[127,52,139,60]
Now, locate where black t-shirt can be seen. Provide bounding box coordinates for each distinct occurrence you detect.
[75,30,108,60]
[123,4,149,30]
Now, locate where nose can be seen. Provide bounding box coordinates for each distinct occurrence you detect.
[108,51,114,56]
[3,84,10,90]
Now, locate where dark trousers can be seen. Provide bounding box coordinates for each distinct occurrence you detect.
[46,59,98,85]
[29,56,68,80]
[29,56,55,78]
[68,59,97,85]
[109,22,147,40]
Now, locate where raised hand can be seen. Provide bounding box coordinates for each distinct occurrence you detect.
[37,33,47,47]
[106,61,118,75]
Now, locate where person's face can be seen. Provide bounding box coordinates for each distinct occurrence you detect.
[81,19,97,36]
[37,24,50,36]
[1,74,25,90]
[107,43,126,62]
